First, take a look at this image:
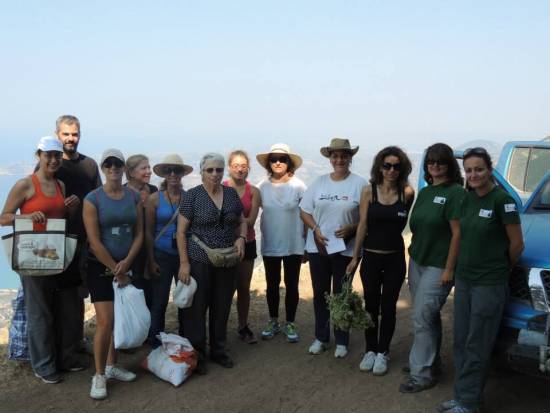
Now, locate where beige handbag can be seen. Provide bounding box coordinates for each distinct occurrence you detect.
[191,234,240,268]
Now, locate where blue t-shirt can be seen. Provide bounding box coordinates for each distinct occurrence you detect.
[85,186,140,261]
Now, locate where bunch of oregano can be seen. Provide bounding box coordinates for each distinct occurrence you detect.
[325,275,373,331]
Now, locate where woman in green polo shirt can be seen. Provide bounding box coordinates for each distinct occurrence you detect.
[400,143,464,394]
[438,148,524,413]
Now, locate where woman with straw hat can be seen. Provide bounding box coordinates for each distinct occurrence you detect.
[256,143,307,343]
[300,138,367,358]
[144,154,192,348]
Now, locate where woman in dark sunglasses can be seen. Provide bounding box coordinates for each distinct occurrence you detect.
[83,149,144,399]
[124,154,158,309]
[176,152,247,372]
[347,146,414,375]
[439,148,523,413]
[256,144,307,343]
[400,143,464,394]
[144,154,192,347]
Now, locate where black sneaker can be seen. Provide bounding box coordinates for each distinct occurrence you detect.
[34,372,63,384]
[210,353,234,368]
[238,325,258,344]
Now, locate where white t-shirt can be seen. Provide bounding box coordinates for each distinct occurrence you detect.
[299,173,367,257]
[257,176,307,256]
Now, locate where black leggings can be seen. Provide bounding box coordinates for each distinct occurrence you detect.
[262,255,302,322]
[360,250,406,354]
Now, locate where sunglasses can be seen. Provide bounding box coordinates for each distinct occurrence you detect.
[204,167,224,174]
[163,166,184,175]
[382,162,401,171]
[103,158,124,169]
[463,147,488,157]
[426,159,447,166]
[269,156,289,164]
[230,163,249,170]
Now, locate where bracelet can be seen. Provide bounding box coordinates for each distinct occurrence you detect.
[312,225,319,231]
[238,235,246,241]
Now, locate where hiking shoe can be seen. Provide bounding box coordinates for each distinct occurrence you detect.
[105,365,136,382]
[334,345,348,358]
[238,325,258,344]
[282,322,299,343]
[261,319,281,340]
[308,339,329,355]
[211,353,234,368]
[90,374,107,399]
[359,351,376,371]
[399,375,436,393]
[34,371,62,384]
[372,353,389,375]
[437,399,460,412]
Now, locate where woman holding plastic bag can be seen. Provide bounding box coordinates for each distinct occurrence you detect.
[0,136,81,384]
[177,153,247,374]
[83,149,144,399]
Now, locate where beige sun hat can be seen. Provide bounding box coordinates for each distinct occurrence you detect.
[320,138,359,158]
[256,143,303,170]
[153,154,193,178]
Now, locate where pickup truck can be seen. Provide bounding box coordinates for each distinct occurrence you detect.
[419,138,550,377]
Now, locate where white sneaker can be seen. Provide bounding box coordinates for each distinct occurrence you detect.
[372,352,389,376]
[359,351,377,371]
[90,374,107,399]
[334,345,348,358]
[308,339,328,355]
[105,365,136,382]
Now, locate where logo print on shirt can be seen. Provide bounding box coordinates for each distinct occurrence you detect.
[479,209,493,218]
[433,196,446,205]
[397,211,408,218]
[504,203,517,213]
[320,194,350,201]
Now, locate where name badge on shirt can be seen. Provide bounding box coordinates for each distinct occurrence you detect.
[479,209,493,218]
[112,227,120,235]
[433,196,446,205]
[397,211,408,218]
[504,203,517,213]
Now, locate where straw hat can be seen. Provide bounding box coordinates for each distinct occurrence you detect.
[256,143,303,170]
[153,154,193,178]
[320,138,359,158]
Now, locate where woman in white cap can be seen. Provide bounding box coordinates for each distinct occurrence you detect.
[223,150,261,344]
[83,149,144,399]
[300,138,367,357]
[1,136,81,384]
[124,154,158,309]
[144,154,192,348]
[256,143,307,343]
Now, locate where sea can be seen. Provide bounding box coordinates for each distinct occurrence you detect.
[1,175,24,289]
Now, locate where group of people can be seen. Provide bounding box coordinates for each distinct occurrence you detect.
[1,116,524,413]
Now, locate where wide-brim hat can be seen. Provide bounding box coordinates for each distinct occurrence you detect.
[256,143,303,170]
[100,148,125,166]
[320,138,359,158]
[153,154,193,178]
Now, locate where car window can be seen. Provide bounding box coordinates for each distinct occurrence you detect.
[532,179,550,211]
[526,148,550,192]
[507,146,550,194]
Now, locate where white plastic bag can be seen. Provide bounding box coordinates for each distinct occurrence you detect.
[142,332,197,386]
[113,281,151,349]
[172,277,197,309]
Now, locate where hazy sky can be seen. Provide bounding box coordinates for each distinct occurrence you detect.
[1,0,549,164]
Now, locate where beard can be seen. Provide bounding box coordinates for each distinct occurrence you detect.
[63,142,79,154]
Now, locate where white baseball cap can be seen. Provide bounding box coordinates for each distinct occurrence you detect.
[37,136,63,152]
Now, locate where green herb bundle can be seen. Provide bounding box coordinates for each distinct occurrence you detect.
[325,275,373,331]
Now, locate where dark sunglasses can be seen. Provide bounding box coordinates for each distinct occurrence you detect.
[426,158,447,166]
[382,162,401,171]
[204,167,224,174]
[163,166,184,175]
[463,147,488,157]
[103,158,124,169]
[269,156,289,164]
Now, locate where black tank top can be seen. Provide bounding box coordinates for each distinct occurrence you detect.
[363,184,410,252]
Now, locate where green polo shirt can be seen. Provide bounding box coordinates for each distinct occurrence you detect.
[456,186,521,285]
[408,183,465,268]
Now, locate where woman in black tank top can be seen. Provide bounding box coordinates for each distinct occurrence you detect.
[347,146,415,375]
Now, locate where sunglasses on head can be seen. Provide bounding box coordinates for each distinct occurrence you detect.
[382,162,401,171]
[463,147,488,157]
[103,158,124,169]
[163,166,184,175]
[204,167,224,174]
[269,156,289,164]
[426,158,447,166]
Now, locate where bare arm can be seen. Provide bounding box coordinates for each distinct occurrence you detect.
[177,214,191,284]
[346,186,371,274]
[0,178,49,226]
[82,199,118,271]
[245,185,261,229]
[440,219,460,285]
[145,193,160,275]
[505,223,524,267]
[300,209,328,246]
[234,212,247,259]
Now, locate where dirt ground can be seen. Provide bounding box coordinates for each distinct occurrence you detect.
[1,264,549,413]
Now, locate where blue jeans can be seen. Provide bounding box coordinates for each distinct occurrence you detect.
[148,250,179,347]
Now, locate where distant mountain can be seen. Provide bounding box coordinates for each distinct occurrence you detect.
[0,163,34,176]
